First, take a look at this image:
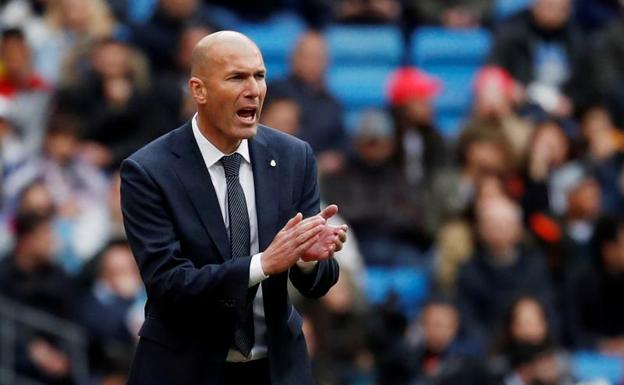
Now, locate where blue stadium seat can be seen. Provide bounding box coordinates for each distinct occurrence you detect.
[127,0,157,24]
[235,13,306,79]
[424,66,477,136]
[411,27,492,67]
[326,25,403,67]
[365,266,429,318]
[410,28,490,136]
[572,351,624,384]
[327,65,394,111]
[493,0,533,22]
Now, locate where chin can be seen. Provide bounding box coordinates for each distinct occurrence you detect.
[233,125,258,140]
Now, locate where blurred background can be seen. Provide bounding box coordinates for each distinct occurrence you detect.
[0,0,624,384]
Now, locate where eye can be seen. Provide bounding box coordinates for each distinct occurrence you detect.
[255,73,266,80]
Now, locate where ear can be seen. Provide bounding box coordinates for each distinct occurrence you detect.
[189,77,207,104]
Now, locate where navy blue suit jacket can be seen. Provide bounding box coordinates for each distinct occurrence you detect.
[120,122,339,385]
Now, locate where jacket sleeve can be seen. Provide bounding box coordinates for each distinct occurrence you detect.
[120,157,250,309]
[288,143,340,298]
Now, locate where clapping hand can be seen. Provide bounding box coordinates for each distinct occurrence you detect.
[301,205,348,262]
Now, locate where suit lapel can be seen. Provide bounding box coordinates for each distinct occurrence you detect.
[170,122,231,261]
[249,127,279,253]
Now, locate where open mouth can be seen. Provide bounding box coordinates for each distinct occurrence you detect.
[236,107,257,124]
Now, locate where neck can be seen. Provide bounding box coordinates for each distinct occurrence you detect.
[196,113,241,154]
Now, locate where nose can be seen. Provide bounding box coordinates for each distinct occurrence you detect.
[244,76,260,99]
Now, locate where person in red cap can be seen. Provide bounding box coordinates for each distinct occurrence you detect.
[386,67,448,188]
[469,65,533,167]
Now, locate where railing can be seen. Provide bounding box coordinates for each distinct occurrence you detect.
[0,295,89,385]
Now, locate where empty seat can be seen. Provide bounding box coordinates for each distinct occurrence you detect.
[572,351,624,384]
[493,0,534,22]
[411,27,492,68]
[327,25,403,67]
[236,12,306,79]
[365,266,429,318]
[328,65,394,111]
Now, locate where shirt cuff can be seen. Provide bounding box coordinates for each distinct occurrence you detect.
[296,259,318,273]
[249,253,268,287]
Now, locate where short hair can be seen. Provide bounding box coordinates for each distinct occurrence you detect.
[46,112,82,138]
[14,211,53,239]
[1,27,25,42]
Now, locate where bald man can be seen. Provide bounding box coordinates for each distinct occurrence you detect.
[120,31,346,385]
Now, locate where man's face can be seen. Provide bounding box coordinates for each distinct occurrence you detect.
[193,41,267,149]
[25,222,56,266]
[532,0,571,30]
[292,33,327,86]
[421,304,459,353]
[1,37,30,82]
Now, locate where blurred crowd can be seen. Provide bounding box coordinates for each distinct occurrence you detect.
[0,0,623,384]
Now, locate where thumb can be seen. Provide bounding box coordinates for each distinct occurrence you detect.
[319,204,338,220]
[284,212,303,230]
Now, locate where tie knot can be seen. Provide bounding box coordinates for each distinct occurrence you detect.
[220,153,243,178]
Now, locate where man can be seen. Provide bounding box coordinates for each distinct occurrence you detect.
[457,197,555,346]
[0,211,74,384]
[270,31,347,176]
[120,31,346,385]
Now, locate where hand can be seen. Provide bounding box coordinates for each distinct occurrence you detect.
[302,205,348,262]
[28,339,71,378]
[261,213,325,275]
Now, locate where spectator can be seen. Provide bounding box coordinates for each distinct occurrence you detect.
[494,296,553,353]
[499,342,568,385]
[578,105,624,216]
[39,113,111,268]
[204,0,287,22]
[404,298,483,383]
[36,0,115,85]
[56,38,153,170]
[490,296,569,381]
[470,66,534,166]
[457,197,555,345]
[0,27,50,157]
[333,0,402,24]
[299,271,372,385]
[387,67,448,187]
[270,31,347,176]
[321,109,427,264]
[433,220,474,296]
[260,93,301,137]
[425,122,514,234]
[564,216,624,354]
[76,240,143,381]
[129,0,213,75]
[406,0,493,28]
[150,24,213,133]
[589,13,624,127]
[552,166,602,274]
[0,96,30,210]
[521,118,571,220]
[488,0,587,119]
[0,211,74,384]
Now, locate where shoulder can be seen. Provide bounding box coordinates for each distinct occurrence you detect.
[256,124,312,155]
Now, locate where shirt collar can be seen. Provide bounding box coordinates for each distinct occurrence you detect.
[191,113,251,168]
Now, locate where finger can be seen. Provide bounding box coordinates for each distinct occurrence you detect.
[319,204,338,220]
[296,234,321,255]
[293,217,326,234]
[295,224,324,245]
[283,212,303,231]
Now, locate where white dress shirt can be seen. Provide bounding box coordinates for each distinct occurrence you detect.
[191,114,317,362]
